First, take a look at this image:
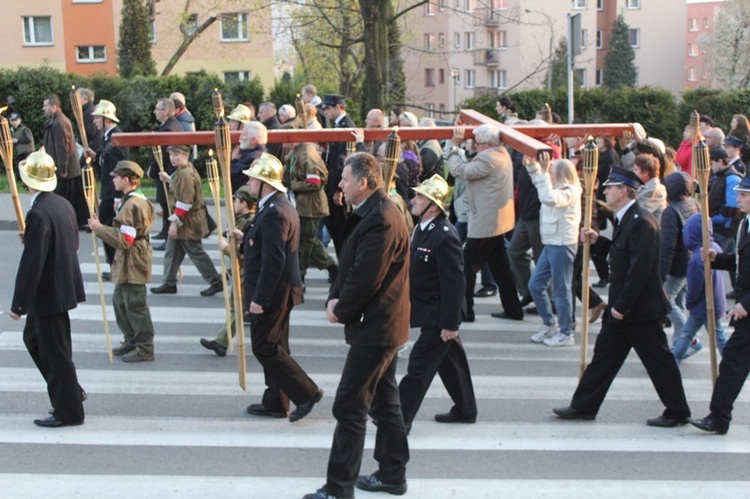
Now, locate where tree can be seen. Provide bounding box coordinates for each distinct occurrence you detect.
[700,0,750,89]
[603,14,636,89]
[548,39,568,90]
[118,0,157,78]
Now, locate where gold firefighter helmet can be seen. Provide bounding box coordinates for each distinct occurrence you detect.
[243,153,287,193]
[227,104,253,123]
[19,148,57,192]
[413,174,449,212]
[92,99,119,123]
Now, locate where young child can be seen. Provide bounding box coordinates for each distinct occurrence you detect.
[672,213,728,364]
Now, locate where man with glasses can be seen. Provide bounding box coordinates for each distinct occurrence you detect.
[148,98,183,244]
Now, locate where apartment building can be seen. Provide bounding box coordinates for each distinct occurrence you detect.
[685,0,725,88]
[1,0,275,89]
[402,0,686,120]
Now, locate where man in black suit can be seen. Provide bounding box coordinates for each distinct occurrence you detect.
[83,99,129,268]
[399,174,477,433]
[305,152,410,499]
[149,98,184,240]
[10,150,86,428]
[554,167,691,426]
[241,153,323,422]
[257,102,283,162]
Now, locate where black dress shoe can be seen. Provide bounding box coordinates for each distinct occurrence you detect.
[101,272,111,281]
[473,285,497,298]
[200,338,227,357]
[592,278,609,288]
[246,403,288,418]
[356,473,407,495]
[151,283,177,294]
[434,412,476,424]
[152,231,168,240]
[200,282,223,296]
[553,406,596,420]
[153,243,166,251]
[463,310,475,323]
[290,389,324,422]
[490,311,524,321]
[34,416,84,428]
[519,295,534,307]
[303,486,353,499]
[690,415,729,434]
[646,415,690,427]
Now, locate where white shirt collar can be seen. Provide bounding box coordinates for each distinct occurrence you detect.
[258,191,276,209]
[419,216,437,231]
[335,112,347,126]
[616,199,636,223]
[30,191,41,207]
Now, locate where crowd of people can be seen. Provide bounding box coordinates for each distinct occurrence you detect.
[7,86,750,498]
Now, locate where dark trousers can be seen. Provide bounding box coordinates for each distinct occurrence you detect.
[55,175,89,227]
[327,345,409,497]
[572,245,605,322]
[155,181,169,234]
[399,327,477,425]
[571,318,690,419]
[590,235,611,280]
[709,318,750,426]
[464,235,522,318]
[299,216,335,276]
[99,196,116,264]
[23,313,84,423]
[324,202,347,258]
[249,306,319,411]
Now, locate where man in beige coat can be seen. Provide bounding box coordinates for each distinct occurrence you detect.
[446,124,522,322]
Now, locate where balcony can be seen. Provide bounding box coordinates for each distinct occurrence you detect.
[474,49,500,66]
[474,8,502,26]
[473,87,501,97]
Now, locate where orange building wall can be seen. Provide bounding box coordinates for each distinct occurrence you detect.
[62,0,117,76]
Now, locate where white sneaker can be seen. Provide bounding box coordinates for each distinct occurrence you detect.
[544,331,575,347]
[531,324,559,343]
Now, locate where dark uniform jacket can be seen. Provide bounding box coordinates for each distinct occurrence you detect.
[409,213,464,331]
[11,192,85,316]
[82,101,103,152]
[43,111,79,179]
[230,145,265,194]
[607,201,670,323]
[324,113,357,202]
[328,190,410,347]
[148,116,183,179]
[262,116,283,162]
[97,125,130,202]
[714,217,750,315]
[243,191,304,311]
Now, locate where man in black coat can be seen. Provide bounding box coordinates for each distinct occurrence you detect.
[398,174,477,434]
[306,152,410,499]
[554,167,691,426]
[257,102,283,162]
[149,98,184,239]
[10,150,86,427]
[83,99,129,267]
[230,121,266,194]
[241,153,322,422]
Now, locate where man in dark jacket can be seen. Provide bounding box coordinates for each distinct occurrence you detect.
[149,98,184,240]
[257,102,283,162]
[10,150,86,427]
[230,122,266,194]
[307,152,410,499]
[660,172,699,346]
[77,88,103,153]
[9,112,34,176]
[554,167,691,426]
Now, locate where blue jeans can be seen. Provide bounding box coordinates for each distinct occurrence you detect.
[672,314,728,364]
[663,275,687,342]
[528,244,576,336]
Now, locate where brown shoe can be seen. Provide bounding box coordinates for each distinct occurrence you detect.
[589,302,607,323]
[122,347,154,363]
[112,342,136,356]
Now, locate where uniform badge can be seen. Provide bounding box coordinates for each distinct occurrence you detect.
[249,239,254,246]
[428,223,435,231]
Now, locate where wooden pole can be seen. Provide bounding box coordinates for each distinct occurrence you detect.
[69,86,89,149]
[0,111,25,231]
[579,138,599,380]
[152,144,183,282]
[206,150,233,354]
[382,127,401,192]
[82,164,113,363]
[213,89,247,391]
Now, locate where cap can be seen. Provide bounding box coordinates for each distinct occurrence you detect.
[19,149,57,192]
[167,145,191,155]
[111,160,144,179]
[602,166,643,189]
[710,147,728,162]
[233,185,258,205]
[700,115,715,127]
[322,94,346,108]
[736,175,750,192]
[724,136,743,149]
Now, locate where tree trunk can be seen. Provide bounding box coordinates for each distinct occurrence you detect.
[359,0,388,110]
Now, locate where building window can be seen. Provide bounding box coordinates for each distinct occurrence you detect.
[23,16,53,46]
[439,68,445,84]
[688,43,698,57]
[490,69,507,89]
[424,34,432,50]
[687,68,696,82]
[220,13,249,42]
[496,0,508,9]
[439,33,445,47]
[427,103,435,118]
[425,1,435,16]
[596,30,603,50]
[596,0,603,10]
[572,0,587,9]
[495,30,507,49]
[224,71,252,83]
[688,18,698,31]
[629,28,640,48]
[438,0,445,11]
[703,18,709,29]
[76,45,106,63]
[625,0,640,9]
[465,69,475,88]
[150,21,156,43]
[595,68,603,86]
[465,32,475,50]
[454,32,461,48]
[575,68,587,87]
[425,68,436,87]
[439,104,446,119]
[581,28,588,50]
[465,0,474,12]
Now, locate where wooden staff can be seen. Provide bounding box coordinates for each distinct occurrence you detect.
[69,86,89,149]
[206,149,233,354]
[579,137,599,380]
[540,102,553,124]
[82,164,113,363]
[690,110,700,178]
[294,95,308,130]
[213,89,247,391]
[0,109,25,231]
[382,127,401,192]
[694,136,719,384]
[152,144,183,282]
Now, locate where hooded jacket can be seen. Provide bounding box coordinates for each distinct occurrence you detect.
[683,213,726,320]
[659,172,699,280]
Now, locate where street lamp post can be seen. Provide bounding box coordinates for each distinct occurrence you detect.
[525,8,554,91]
[450,68,459,113]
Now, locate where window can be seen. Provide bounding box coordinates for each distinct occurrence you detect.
[465,0,474,12]
[596,0,603,10]
[439,68,445,84]
[439,104,446,119]
[490,69,507,89]
[454,32,461,48]
[687,68,696,82]
[581,28,588,50]
[424,34,433,50]
[465,69,475,88]
[596,29,603,50]
[427,103,435,118]
[572,0,587,9]
[220,13,249,42]
[496,30,507,49]
[149,21,156,43]
[23,16,53,46]
[688,43,698,57]
[688,18,699,31]
[438,0,445,11]
[465,32,475,50]
[596,68,603,86]
[629,28,640,48]
[496,0,508,9]
[575,68,587,87]
[439,33,445,47]
[425,1,435,16]
[455,0,460,7]
[425,68,436,87]
[224,71,252,83]
[625,0,640,9]
[76,45,106,63]
[703,18,709,29]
